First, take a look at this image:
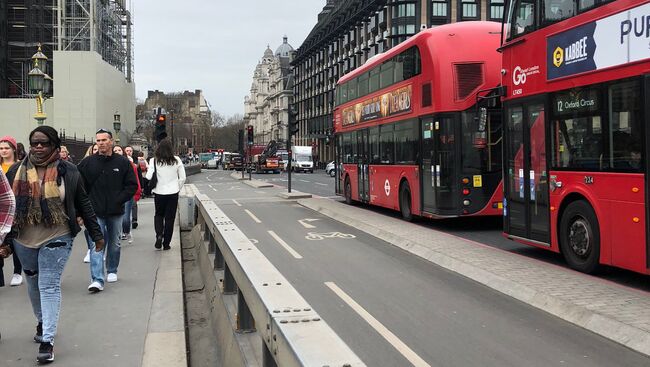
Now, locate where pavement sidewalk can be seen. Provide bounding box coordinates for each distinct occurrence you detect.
[298,197,650,357]
[0,198,186,366]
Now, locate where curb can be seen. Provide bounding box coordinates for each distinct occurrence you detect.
[277,191,312,199]
[141,212,187,367]
[298,198,650,357]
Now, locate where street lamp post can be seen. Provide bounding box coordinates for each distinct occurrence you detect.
[113,112,122,144]
[28,44,52,125]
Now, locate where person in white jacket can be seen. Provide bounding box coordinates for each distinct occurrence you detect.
[145,139,186,250]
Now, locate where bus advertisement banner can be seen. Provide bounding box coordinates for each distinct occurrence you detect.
[342,84,412,126]
[547,2,650,80]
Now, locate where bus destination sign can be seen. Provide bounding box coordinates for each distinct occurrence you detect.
[342,84,412,126]
[547,2,650,80]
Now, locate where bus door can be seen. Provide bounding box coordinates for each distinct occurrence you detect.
[357,129,370,202]
[421,117,437,211]
[504,101,550,243]
[422,116,459,214]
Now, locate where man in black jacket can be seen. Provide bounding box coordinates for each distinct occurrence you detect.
[78,128,137,290]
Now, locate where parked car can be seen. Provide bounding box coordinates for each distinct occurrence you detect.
[325,161,336,177]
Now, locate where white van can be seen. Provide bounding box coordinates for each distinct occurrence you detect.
[291,146,313,173]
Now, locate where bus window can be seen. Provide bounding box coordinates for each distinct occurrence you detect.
[340,83,348,105]
[543,0,575,24]
[370,127,380,164]
[395,119,417,164]
[358,72,370,97]
[369,68,380,94]
[510,0,537,38]
[380,124,394,164]
[608,80,642,171]
[380,62,395,89]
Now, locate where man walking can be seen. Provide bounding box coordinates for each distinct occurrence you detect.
[78,129,137,291]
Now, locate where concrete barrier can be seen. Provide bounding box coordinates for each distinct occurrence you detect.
[184,164,201,176]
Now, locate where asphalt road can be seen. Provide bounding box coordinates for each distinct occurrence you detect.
[192,170,649,367]
[221,168,650,292]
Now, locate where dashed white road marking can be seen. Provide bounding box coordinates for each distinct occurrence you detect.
[232,199,242,207]
[244,209,261,223]
[268,230,302,259]
[299,179,310,183]
[315,182,328,186]
[325,282,431,367]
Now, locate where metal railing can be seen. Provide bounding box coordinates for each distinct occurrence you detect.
[194,192,365,367]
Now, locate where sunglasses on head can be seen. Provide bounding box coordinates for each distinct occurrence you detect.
[30,141,52,148]
[96,128,113,137]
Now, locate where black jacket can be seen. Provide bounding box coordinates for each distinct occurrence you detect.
[77,153,138,217]
[4,160,104,248]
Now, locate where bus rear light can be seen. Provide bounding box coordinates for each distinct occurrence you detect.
[462,188,470,195]
[463,199,471,206]
[462,177,470,184]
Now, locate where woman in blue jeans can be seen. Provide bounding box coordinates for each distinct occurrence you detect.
[5,126,104,363]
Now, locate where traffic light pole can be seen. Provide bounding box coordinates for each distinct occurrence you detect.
[287,129,292,193]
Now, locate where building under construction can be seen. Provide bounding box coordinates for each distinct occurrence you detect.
[1,0,133,98]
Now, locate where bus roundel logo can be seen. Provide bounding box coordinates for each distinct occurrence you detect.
[384,179,391,196]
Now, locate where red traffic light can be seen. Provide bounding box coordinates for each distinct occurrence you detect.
[157,115,166,122]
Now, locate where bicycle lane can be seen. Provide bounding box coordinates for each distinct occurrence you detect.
[203,185,649,367]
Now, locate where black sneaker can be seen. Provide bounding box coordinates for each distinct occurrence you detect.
[37,342,54,363]
[162,244,171,251]
[34,322,43,343]
[154,236,162,249]
[132,221,138,229]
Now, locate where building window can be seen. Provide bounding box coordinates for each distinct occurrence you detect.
[460,0,480,20]
[489,0,505,21]
[431,0,450,25]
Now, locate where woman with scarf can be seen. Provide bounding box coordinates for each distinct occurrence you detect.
[5,126,104,363]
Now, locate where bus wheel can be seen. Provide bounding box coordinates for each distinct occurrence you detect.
[344,177,353,205]
[559,200,600,274]
[399,182,413,222]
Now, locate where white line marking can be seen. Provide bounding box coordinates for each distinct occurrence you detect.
[299,179,310,183]
[268,230,302,259]
[244,209,262,223]
[315,182,328,186]
[232,199,242,207]
[256,191,266,194]
[325,282,431,367]
[298,218,320,229]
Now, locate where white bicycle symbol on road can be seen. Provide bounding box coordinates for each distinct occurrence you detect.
[305,232,356,241]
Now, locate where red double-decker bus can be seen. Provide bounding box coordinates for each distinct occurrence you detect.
[501,0,650,274]
[333,21,503,221]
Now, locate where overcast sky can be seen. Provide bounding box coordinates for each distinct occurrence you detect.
[133,0,325,117]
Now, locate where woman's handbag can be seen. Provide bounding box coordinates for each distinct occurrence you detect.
[147,159,158,192]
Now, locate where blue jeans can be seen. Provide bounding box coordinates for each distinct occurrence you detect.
[92,215,122,283]
[122,198,134,235]
[14,234,74,344]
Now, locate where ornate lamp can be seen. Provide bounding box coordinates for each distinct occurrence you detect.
[28,44,50,125]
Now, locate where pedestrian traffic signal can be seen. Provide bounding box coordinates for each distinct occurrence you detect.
[288,105,299,136]
[247,125,254,145]
[155,113,167,142]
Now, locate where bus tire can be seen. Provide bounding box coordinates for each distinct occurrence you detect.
[344,177,353,205]
[399,182,413,222]
[559,200,601,274]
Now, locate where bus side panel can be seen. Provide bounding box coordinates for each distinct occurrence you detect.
[343,164,359,202]
[551,172,646,272]
[368,165,419,213]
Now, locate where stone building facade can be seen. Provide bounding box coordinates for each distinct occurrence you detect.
[292,0,504,163]
[143,89,212,154]
[243,37,294,148]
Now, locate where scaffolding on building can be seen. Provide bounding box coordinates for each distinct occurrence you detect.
[5,0,57,97]
[58,0,134,82]
[3,0,133,97]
